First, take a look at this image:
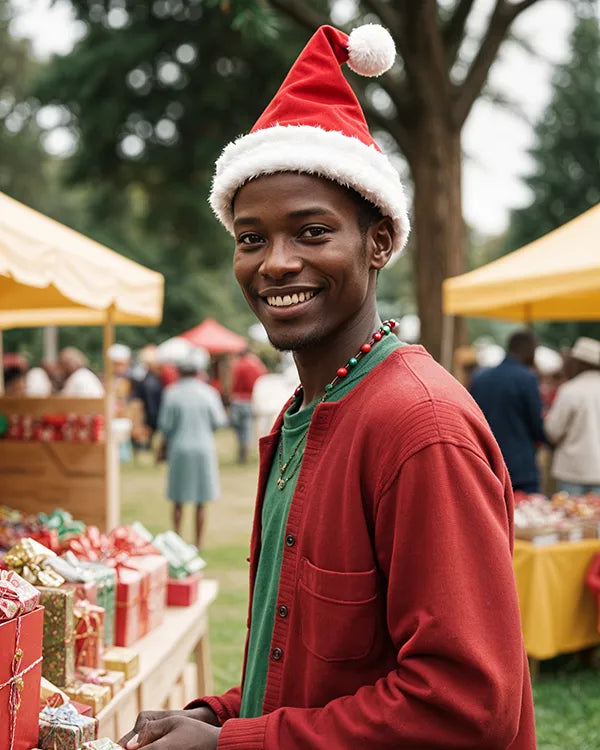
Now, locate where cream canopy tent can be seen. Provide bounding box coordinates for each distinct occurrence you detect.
[443,203,600,322]
[0,191,164,329]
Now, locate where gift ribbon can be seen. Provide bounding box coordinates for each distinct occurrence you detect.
[0,617,44,750]
[0,571,40,621]
[4,538,64,587]
[39,702,91,750]
[73,602,103,668]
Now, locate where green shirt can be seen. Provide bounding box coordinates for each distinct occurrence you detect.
[240,332,402,718]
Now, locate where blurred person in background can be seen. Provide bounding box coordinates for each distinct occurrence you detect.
[471,330,545,494]
[3,366,26,396]
[229,348,268,463]
[157,351,227,549]
[545,337,600,495]
[134,345,164,446]
[25,366,53,396]
[58,347,104,397]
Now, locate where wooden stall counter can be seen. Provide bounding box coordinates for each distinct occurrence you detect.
[97,579,219,740]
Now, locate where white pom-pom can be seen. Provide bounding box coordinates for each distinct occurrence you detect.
[347,24,396,77]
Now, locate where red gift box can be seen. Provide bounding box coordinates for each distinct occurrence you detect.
[114,567,144,648]
[70,699,93,717]
[127,556,167,637]
[167,575,200,607]
[0,606,44,750]
[74,601,105,669]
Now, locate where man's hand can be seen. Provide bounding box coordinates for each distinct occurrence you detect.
[118,707,219,748]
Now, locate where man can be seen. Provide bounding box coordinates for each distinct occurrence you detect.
[230,348,268,462]
[471,330,545,494]
[545,337,600,495]
[133,345,164,447]
[59,347,104,397]
[121,23,535,750]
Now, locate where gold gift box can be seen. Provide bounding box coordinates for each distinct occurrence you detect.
[64,681,111,716]
[102,646,139,681]
[77,666,125,699]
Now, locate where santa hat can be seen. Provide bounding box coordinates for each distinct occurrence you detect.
[210,24,410,254]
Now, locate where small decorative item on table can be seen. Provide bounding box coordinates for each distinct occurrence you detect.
[127,555,168,637]
[64,680,111,716]
[114,565,144,647]
[77,667,125,699]
[82,739,121,749]
[37,586,75,687]
[102,646,139,680]
[0,576,44,750]
[38,703,98,749]
[0,569,40,619]
[167,574,200,607]
[73,600,105,669]
[77,562,116,648]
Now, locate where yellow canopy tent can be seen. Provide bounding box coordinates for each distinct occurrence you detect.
[443,203,600,322]
[0,191,164,529]
[0,191,163,329]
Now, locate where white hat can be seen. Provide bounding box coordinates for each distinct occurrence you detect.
[571,337,600,367]
[535,346,563,375]
[107,343,131,363]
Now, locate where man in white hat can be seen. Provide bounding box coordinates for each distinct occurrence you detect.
[121,22,534,750]
[545,337,600,495]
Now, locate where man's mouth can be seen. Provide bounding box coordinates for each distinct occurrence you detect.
[264,290,319,308]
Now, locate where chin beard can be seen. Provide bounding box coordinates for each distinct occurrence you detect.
[266,326,331,353]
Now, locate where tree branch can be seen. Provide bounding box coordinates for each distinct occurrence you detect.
[361,97,411,156]
[359,0,402,36]
[442,0,477,71]
[452,0,545,125]
[267,0,329,34]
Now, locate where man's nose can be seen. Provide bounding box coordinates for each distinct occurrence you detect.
[259,237,303,279]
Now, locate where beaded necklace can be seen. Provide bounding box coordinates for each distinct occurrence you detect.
[276,319,397,490]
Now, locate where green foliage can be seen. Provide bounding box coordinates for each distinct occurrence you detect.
[506,6,600,346]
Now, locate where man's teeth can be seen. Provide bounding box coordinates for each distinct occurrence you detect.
[266,291,316,307]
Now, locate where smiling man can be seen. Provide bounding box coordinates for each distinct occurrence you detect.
[121,23,535,750]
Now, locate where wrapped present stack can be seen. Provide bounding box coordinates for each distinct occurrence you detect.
[0,505,207,745]
[514,491,600,545]
[2,412,104,442]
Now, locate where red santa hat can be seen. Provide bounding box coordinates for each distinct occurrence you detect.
[210,24,410,255]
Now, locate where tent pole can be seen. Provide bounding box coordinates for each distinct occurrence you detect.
[441,314,455,373]
[103,306,119,530]
[0,330,4,395]
[42,327,58,363]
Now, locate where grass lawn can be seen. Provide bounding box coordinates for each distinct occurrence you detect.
[121,429,600,748]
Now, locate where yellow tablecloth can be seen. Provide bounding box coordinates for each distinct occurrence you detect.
[513,538,600,659]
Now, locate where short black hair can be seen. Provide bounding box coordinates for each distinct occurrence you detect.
[344,185,384,236]
[507,330,536,355]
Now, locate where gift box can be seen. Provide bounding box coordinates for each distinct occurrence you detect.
[127,555,167,637]
[40,677,69,708]
[64,681,111,717]
[153,531,206,580]
[38,509,86,543]
[74,601,105,669]
[38,586,75,687]
[0,607,44,750]
[77,667,125,699]
[114,565,144,647]
[0,570,40,619]
[38,703,98,749]
[167,574,200,607]
[64,579,98,606]
[82,739,121,749]
[102,647,139,680]
[4,538,64,588]
[77,563,116,647]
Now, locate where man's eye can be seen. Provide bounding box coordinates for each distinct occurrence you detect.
[238,233,264,245]
[300,226,329,239]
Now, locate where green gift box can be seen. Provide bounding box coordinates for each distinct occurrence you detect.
[152,531,206,580]
[38,586,75,687]
[78,562,117,647]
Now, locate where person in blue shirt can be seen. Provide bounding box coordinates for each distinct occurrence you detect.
[470,330,545,493]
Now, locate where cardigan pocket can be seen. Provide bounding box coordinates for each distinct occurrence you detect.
[299,557,378,662]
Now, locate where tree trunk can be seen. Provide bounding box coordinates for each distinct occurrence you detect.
[408,118,465,362]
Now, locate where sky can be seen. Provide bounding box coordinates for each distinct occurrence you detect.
[9,0,575,236]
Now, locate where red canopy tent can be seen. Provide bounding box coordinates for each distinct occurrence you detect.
[180,318,247,355]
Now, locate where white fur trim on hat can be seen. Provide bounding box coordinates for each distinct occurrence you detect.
[347,24,396,77]
[210,125,410,254]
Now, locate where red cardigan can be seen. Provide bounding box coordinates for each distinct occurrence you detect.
[190,346,536,749]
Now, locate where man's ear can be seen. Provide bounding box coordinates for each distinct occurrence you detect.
[368,217,394,270]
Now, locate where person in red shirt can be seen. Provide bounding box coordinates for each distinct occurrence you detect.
[121,23,535,750]
[230,349,268,463]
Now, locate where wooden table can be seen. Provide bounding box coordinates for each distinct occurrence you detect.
[97,579,219,739]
